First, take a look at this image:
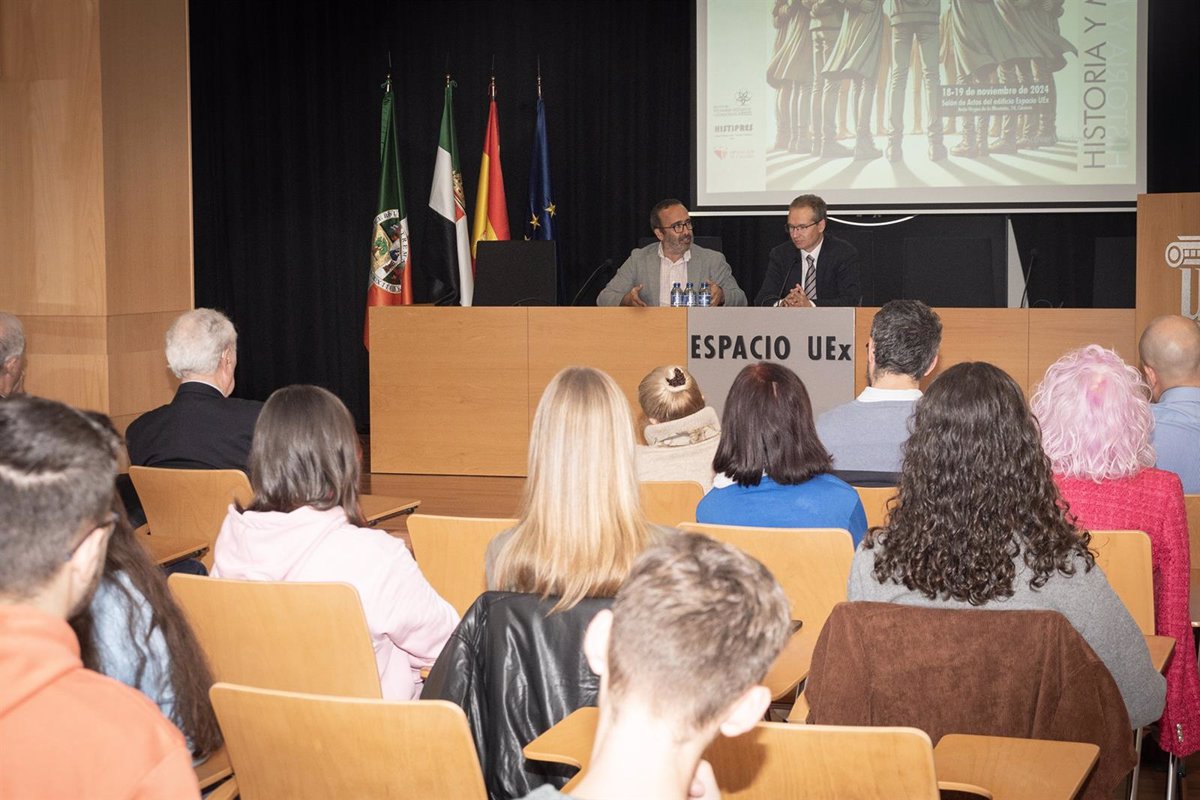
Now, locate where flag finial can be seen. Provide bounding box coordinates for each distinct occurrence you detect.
[490,56,496,99]
[536,56,542,99]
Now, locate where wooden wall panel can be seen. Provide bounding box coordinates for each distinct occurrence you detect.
[1,0,192,427]
[853,307,878,395]
[0,0,106,317]
[527,308,688,424]
[369,307,529,476]
[99,0,193,316]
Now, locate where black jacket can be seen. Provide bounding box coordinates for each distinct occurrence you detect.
[126,382,262,470]
[422,592,610,800]
[755,234,863,307]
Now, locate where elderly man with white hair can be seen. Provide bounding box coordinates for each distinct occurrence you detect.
[0,312,26,399]
[126,308,262,470]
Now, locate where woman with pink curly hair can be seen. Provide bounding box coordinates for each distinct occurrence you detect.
[1032,344,1200,759]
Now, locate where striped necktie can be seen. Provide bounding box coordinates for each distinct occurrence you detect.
[803,253,817,300]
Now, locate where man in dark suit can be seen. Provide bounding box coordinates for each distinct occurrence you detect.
[754,194,862,307]
[126,308,262,471]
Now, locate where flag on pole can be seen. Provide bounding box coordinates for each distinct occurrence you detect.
[525,68,559,301]
[525,82,556,243]
[365,75,412,349]
[470,78,510,264]
[428,77,473,306]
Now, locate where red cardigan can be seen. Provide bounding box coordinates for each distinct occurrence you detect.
[1057,468,1200,756]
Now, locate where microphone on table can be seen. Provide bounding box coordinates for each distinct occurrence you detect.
[570,258,614,306]
[762,253,801,306]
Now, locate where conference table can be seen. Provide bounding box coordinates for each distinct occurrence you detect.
[369,306,1137,477]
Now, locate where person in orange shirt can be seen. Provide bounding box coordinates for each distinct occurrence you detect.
[0,395,199,798]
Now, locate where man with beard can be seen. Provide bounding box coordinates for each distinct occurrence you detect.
[598,199,747,307]
[0,396,197,797]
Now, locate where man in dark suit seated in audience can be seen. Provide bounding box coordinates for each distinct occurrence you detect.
[126,308,262,471]
[755,193,862,307]
[0,395,198,797]
[816,300,941,485]
[517,533,791,800]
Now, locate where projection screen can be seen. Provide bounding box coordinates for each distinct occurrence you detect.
[695,0,1145,211]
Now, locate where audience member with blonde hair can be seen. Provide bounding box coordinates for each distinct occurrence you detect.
[852,361,1164,729]
[1032,345,1200,756]
[635,365,721,490]
[212,385,458,700]
[696,362,867,544]
[487,367,665,609]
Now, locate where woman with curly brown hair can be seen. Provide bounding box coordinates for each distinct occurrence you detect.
[847,361,1165,728]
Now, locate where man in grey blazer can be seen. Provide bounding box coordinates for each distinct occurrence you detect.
[597,199,747,306]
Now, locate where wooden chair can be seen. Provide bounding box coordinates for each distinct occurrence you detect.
[524,707,1100,800]
[1088,530,1156,636]
[680,524,854,699]
[210,683,486,800]
[640,480,705,527]
[129,466,252,569]
[169,575,381,698]
[854,485,897,529]
[406,513,516,616]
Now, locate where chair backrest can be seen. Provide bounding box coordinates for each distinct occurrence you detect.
[640,480,704,527]
[1087,530,1156,636]
[129,466,252,569]
[406,514,517,616]
[705,722,939,800]
[854,486,897,530]
[679,524,854,636]
[804,602,1136,798]
[1185,494,1200,570]
[169,575,381,697]
[210,683,486,800]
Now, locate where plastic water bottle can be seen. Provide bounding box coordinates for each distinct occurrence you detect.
[684,282,697,307]
[698,282,713,307]
[669,282,684,307]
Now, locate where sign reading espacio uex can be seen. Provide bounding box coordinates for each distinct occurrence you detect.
[687,307,856,417]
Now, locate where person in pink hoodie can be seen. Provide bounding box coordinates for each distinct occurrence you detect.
[211,384,459,700]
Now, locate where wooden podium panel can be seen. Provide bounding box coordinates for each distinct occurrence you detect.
[527,308,688,424]
[370,307,1140,476]
[1136,193,1200,337]
[1028,309,1136,391]
[369,307,529,476]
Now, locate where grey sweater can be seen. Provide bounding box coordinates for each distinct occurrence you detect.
[816,398,915,474]
[847,544,1167,729]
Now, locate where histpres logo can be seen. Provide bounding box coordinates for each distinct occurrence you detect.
[735,90,752,106]
[1165,235,1200,319]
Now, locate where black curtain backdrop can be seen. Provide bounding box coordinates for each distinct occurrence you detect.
[189,0,1200,430]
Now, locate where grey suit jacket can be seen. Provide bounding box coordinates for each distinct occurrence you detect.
[596,243,747,307]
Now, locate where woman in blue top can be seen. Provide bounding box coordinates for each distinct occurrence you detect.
[697,362,867,545]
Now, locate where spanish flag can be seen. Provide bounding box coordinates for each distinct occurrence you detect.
[470,81,510,263]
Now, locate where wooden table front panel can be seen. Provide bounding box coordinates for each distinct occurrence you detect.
[369,307,529,476]
[527,308,688,426]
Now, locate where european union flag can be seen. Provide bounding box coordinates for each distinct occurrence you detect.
[525,94,556,243]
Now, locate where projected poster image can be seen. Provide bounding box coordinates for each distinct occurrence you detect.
[696,0,1143,208]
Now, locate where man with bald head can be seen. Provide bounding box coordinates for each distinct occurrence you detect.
[1139,315,1200,492]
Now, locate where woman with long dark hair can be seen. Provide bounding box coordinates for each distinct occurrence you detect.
[212,385,458,700]
[849,361,1164,728]
[72,469,222,760]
